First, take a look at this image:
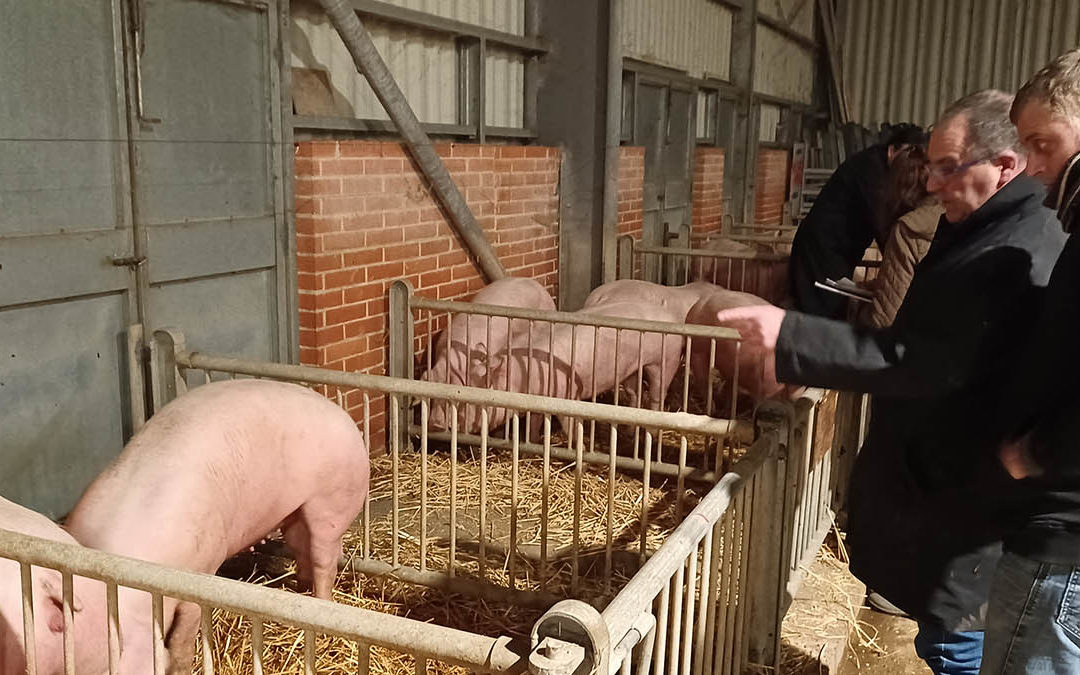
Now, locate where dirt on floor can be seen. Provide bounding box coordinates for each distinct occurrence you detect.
[780,530,929,674]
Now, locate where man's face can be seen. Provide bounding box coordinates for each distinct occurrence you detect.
[1015,100,1080,188]
[926,114,1009,223]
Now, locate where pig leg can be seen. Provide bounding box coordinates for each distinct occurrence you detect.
[281,515,315,591]
[297,502,352,600]
[164,601,201,675]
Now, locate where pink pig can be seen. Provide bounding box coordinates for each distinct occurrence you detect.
[686,290,805,402]
[421,277,556,430]
[65,379,369,675]
[460,302,685,435]
[0,497,109,675]
[581,280,724,321]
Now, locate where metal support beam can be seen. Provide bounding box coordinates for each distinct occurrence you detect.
[536,1,610,308]
[601,0,623,284]
[727,0,759,229]
[315,0,507,282]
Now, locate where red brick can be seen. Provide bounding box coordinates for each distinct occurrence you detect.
[339,143,383,158]
[317,324,345,345]
[420,267,452,287]
[322,338,367,365]
[344,315,384,339]
[342,175,384,194]
[365,228,405,246]
[363,158,405,174]
[420,238,451,256]
[324,303,368,327]
[343,248,384,267]
[340,212,383,231]
[383,242,420,262]
[323,268,366,289]
[343,281,385,305]
[451,144,483,157]
[321,230,367,251]
[296,141,338,159]
[366,261,405,280]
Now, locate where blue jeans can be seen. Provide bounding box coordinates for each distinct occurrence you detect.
[981,551,1080,674]
[915,623,984,675]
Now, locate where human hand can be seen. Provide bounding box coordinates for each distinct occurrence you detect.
[999,435,1043,480]
[713,305,786,352]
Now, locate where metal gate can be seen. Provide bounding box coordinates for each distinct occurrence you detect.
[0,0,292,517]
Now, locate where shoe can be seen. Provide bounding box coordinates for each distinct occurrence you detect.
[867,589,909,617]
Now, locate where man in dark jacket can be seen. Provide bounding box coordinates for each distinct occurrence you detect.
[980,49,1080,673]
[712,90,1067,674]
[788,124,926,318]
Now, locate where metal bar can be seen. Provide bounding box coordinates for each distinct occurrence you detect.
[201,606,215,675]
[20,563,34,675]
[107,582,120,675]
[450,411,459,577]
[62,572,74,675]
[176,350,750,438]
[601,0,623,283]
[408,296,742,341]
[416,428,729,484]
[602,433,777,649]
[0,530,526,672]
[510,416,520,588]
[350,0,548,53]
[692,531,715,675]
[316,0,507,282]
[357,640,370,675]
[153,593,166,675]
[572,421,584,592]
[392,398,401,568]
[420,400,429,572]
[252,619,264,675]
[541,415,551,588]
[480,412,489,581]
[304,628,316,675]
[668,565,684,675]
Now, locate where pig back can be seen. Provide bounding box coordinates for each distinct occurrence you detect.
[66,379,369,572]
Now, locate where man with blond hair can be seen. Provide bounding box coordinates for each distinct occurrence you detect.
[707,89,1066,674]
[982,49,1080,673]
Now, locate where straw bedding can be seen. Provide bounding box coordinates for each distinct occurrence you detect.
[195,445,709,674]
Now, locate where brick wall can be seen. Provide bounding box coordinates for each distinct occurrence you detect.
[617,146,645,240]
[691,147,725,236]
[754,148,790,226]
[294,140,560,436]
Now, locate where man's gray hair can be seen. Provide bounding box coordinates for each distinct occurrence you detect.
[937,89,1024,159]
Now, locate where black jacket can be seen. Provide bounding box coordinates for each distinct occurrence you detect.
[776,175,1065,629]
[1000,153,1080,563]
[789,145,889,318]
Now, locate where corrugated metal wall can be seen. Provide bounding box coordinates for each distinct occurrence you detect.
[290,0,525,127]
[755,25,816,103]
[759,0,815,38]
[621,0,734,80]
[840,0,1080,128]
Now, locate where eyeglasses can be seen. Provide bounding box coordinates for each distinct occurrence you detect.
[927,157,990,182]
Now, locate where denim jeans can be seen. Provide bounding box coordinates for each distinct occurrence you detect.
[915,623,984,674]
[981,551,1080,674]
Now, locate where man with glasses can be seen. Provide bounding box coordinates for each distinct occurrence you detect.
[980,49,1080,673]
[708,90,1066,673]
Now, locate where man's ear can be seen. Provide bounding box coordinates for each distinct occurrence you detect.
[996,151,1025,187]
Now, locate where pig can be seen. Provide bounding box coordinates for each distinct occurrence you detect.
[0,496,108,675]
[581,280,724,321]
[685,290,805,404]
[420,277,556,430]
[692,236,790,305]
[459,302,685,436]
[65,379,370,675]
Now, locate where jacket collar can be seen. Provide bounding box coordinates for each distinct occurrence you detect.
[936,174,1044,241]
[1049,151,1080,233]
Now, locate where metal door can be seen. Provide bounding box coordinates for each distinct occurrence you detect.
[134,0,290,362]
[633,77,695,284]
[0,0,139,517]
[0,0,292,517]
